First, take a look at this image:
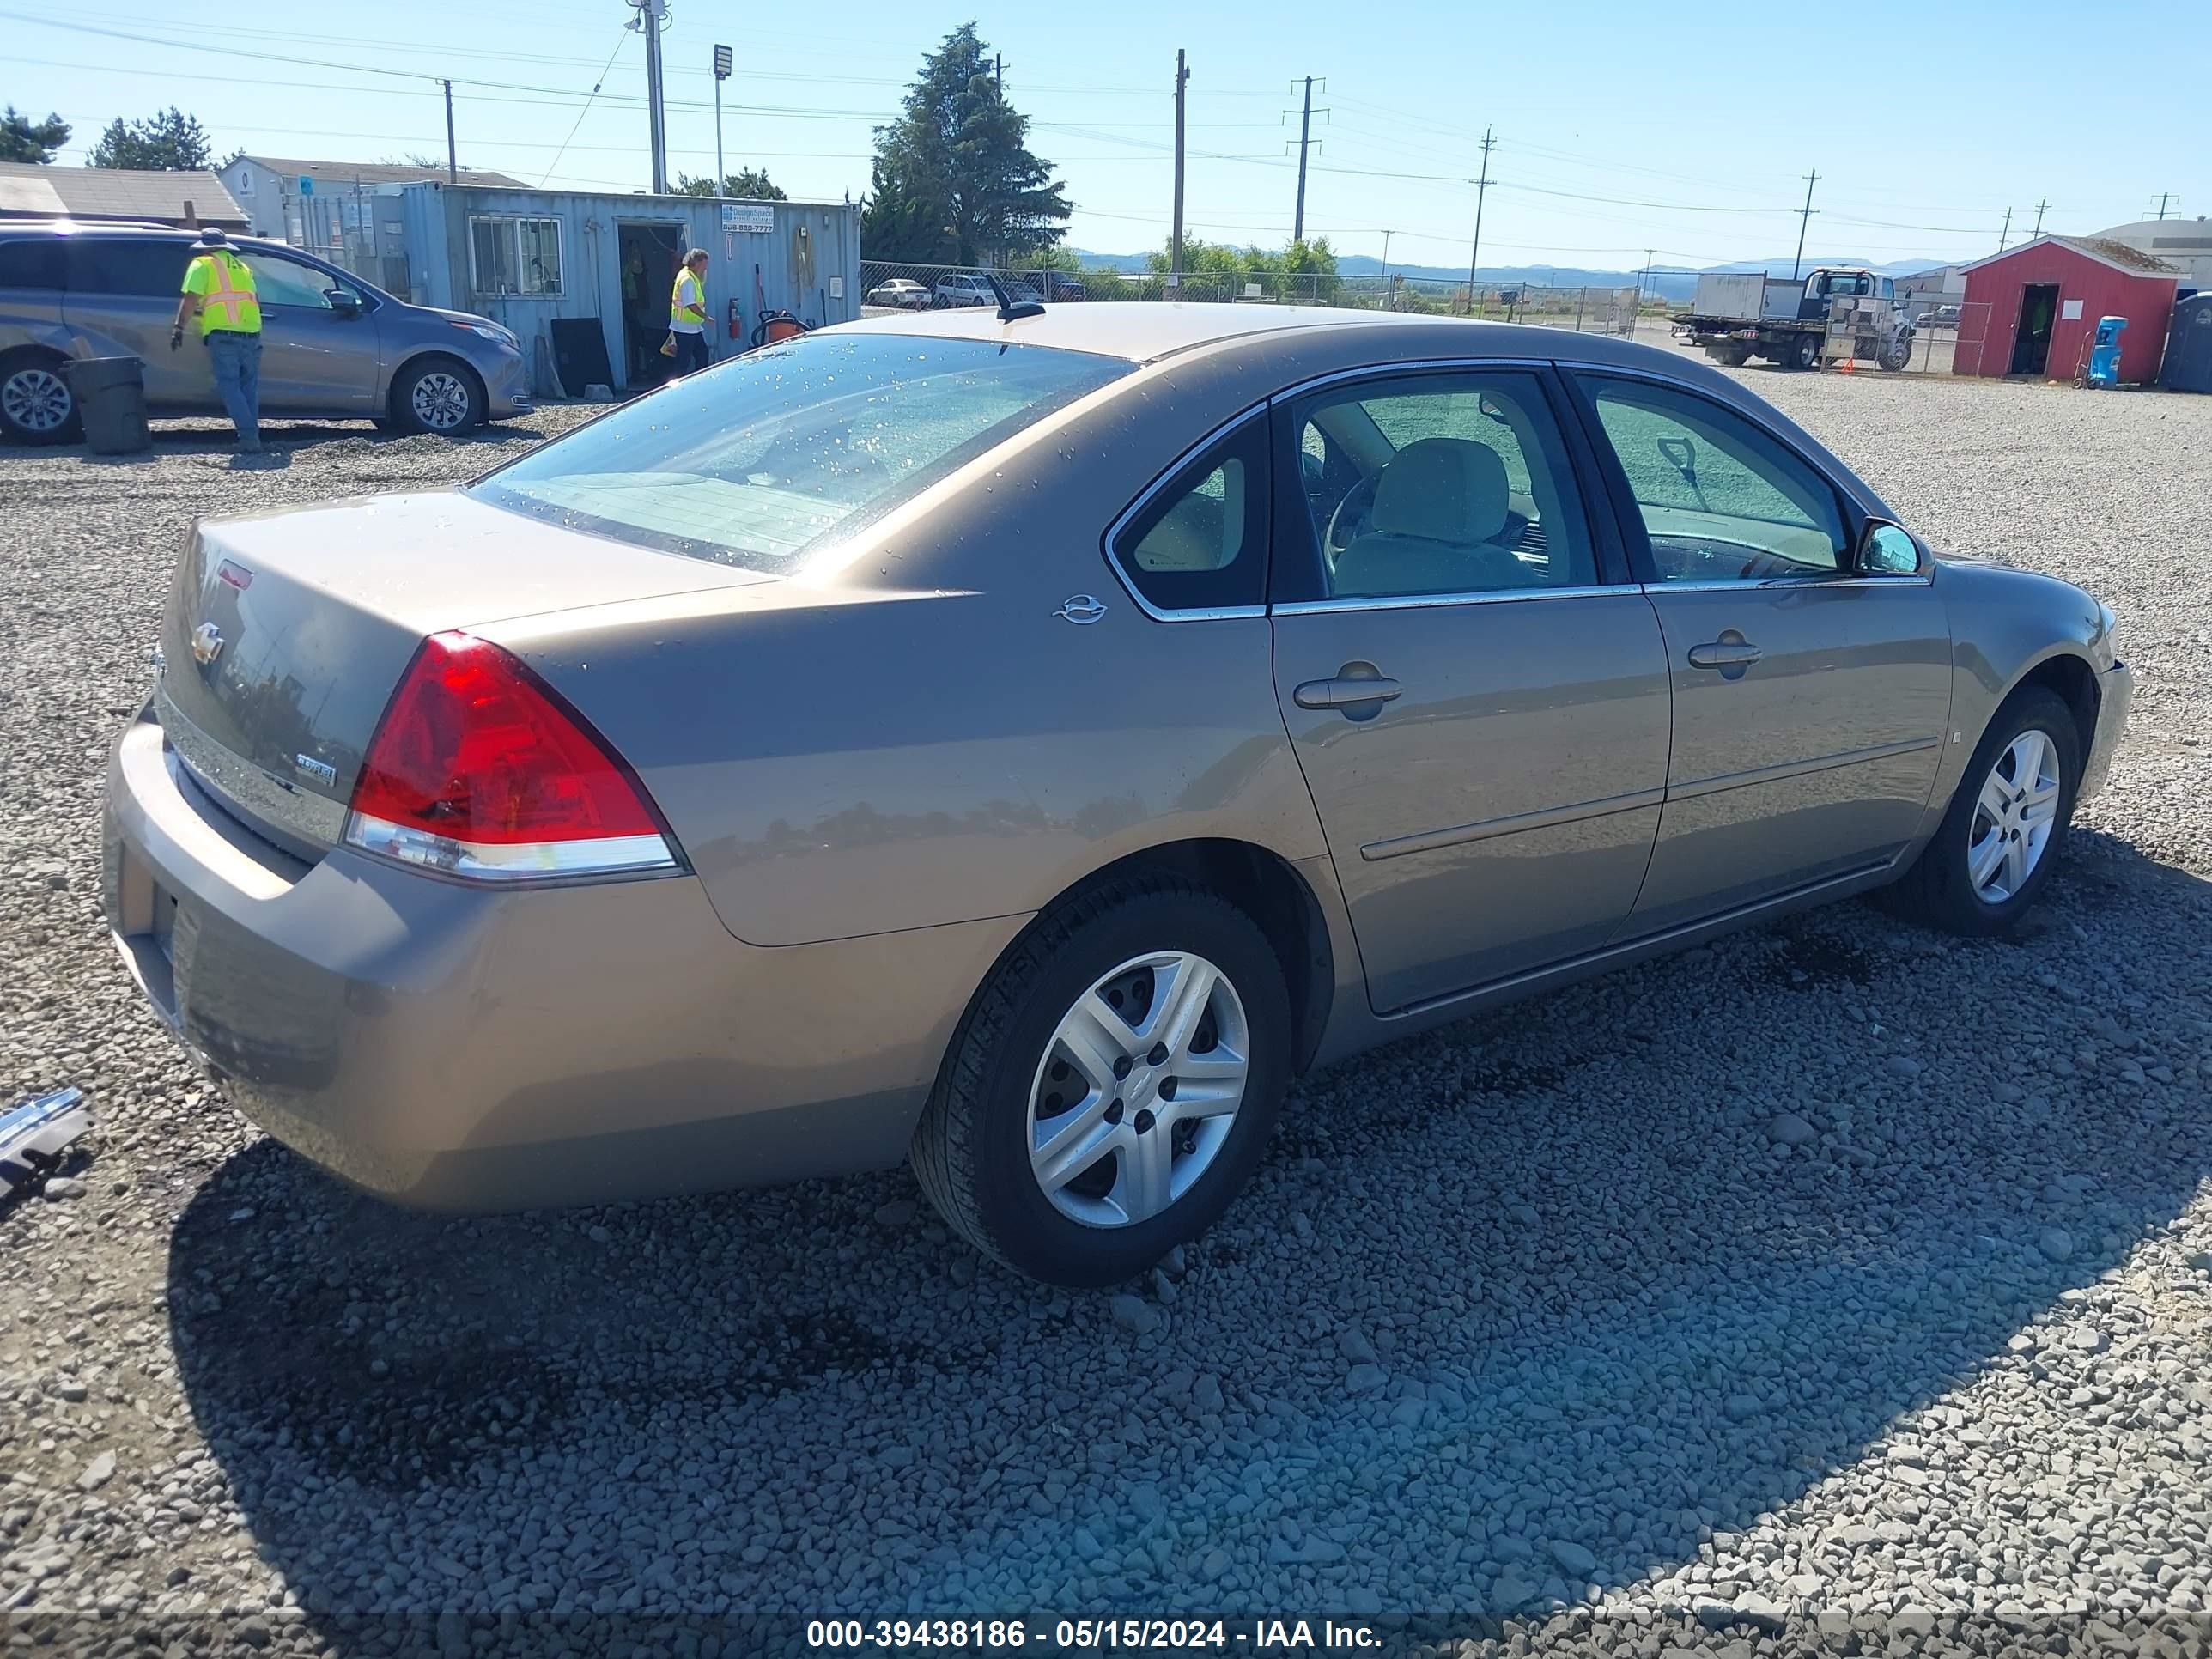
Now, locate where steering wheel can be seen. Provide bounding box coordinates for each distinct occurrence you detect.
[1323,472,1381,560]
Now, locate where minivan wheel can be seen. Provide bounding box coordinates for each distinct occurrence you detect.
[911,877,1291,1288]
[391,356,483,435]
[1886,687,2081,936]
[0,351,80,445]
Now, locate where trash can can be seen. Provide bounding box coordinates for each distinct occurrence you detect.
[2086,317,2127,389]
[64,356,150,454]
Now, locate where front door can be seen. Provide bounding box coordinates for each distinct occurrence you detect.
[234,251,380,415]
[1572,374,1952,933]
[2011,283,2059,375]
[1269,368,1671,1013]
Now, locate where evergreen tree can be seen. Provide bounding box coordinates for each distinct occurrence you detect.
[675,168,787,201]
[862,24,1067,264]
[88,107,211,171]
[0,106,70,165]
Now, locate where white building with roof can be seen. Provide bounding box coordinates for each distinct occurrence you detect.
[2089,218,2212,289]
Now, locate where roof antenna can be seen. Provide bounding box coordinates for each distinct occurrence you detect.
[985,271,1044,323]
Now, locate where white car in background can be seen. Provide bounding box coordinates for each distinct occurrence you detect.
[933,274,997,309]
[864,278,932,311]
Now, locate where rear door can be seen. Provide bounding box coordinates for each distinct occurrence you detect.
[234,250,380,414]
[1267,366,1671,1013]
[60,237,212,410]
[1570,372,1952,933]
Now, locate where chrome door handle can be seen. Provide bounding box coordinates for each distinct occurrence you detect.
[1686,638,1763,670]
[1294,672,1403,711]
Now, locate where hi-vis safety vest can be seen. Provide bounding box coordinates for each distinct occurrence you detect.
[670,267,706,329]
[185,252,262,337]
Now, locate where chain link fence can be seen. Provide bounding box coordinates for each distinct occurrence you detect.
[861,261,1644,332]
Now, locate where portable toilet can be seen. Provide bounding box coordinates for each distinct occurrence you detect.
[2086,317,2127,387]
[2160,292,2212,393]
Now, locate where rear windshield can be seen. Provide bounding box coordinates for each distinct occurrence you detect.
[471,332,1133,573]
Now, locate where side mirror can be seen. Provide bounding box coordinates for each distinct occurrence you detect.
[325,289,361,317]
[1856,519,1924,577]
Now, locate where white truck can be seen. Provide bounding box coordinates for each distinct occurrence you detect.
[1676,266,1915,372]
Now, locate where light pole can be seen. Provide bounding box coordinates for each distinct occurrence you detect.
[713,44,732,195]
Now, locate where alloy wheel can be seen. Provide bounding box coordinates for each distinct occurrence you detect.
[1026,951,1250,1229]
[3,368,71,434]
[1966,728,2062,903]
[410,372,471,431]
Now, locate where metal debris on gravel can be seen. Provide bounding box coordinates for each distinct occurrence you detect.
[3,368,2211,1658]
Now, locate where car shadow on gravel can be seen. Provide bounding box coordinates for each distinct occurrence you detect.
[164,830,2212,1630]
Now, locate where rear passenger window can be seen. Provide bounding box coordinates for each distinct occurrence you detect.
[1289,370,1595,601]
[63,239,191,298]
[1108,416,1269,614]
[0,240,64,290]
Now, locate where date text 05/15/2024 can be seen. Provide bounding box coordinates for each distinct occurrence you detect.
[805,1619,1382,1650]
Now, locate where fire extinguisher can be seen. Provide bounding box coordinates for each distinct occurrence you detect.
[726,300,743,341]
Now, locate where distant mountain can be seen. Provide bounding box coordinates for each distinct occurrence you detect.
[1062,246,1947,302]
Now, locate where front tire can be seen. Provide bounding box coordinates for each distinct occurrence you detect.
[1887,687,2080,935]
[1878,333,1913,372]
[389,356,484,436]
[0,350,80,446]
[911,877,1292,1287]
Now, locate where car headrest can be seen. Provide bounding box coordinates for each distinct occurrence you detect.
[1369,438,1510,544]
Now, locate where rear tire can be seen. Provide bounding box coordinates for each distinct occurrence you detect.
[0,349,80,446]
[911,876,1292,1288]
[1885,687,2080,936]
[1783,332,1820,371]
[389,356,484,436]
[1878,333,1913,372]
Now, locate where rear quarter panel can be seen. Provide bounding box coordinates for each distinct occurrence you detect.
[481,345,1332,947]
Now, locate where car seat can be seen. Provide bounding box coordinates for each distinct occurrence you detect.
[1334,437,1521,597]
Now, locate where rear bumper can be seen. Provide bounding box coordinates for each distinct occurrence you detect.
[2077,659,2133,806]
[101,709,1020,1210]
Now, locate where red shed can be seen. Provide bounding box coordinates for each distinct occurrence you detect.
[1954,235,2179,383]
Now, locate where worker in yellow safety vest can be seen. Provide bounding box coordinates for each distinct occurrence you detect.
[171,228,265,454]
[666,247,711,377]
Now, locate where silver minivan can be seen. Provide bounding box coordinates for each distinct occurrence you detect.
[0,221,532,444]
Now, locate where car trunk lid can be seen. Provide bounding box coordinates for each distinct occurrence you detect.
[155,489,769,855]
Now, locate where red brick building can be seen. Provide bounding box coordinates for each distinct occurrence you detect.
[1954,236,2179,383]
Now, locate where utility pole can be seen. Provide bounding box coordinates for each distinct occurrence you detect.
[1790,168,1818,280]
[2155,192,2172,220]
[995,54,1003,87]
[2032,198,2049,238]
[1170,49,1188,291]
[1462,125,1494,315]
[1639,247,1655,308]
[713,44,732,194]
[1997,206,2012,252]
[442,80,456,183]
[637,0,669,194]
[1290,76,1316,243]
[1381,228,1392,309]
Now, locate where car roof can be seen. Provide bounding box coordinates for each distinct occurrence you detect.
[841,301,1475,364]
[0,219,303,256]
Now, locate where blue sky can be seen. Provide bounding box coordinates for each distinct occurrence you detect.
[9,0,2202,271]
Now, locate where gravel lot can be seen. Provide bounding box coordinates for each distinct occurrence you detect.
[3,366,2211,1659]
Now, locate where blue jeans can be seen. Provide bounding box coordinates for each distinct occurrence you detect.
[205,330,262,445]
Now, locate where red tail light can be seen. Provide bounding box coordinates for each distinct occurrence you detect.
[343,631,680,881]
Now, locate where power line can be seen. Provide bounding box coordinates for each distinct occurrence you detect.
[539,26,629,185]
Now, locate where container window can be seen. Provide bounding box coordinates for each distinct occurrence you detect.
[468,216,562,298]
